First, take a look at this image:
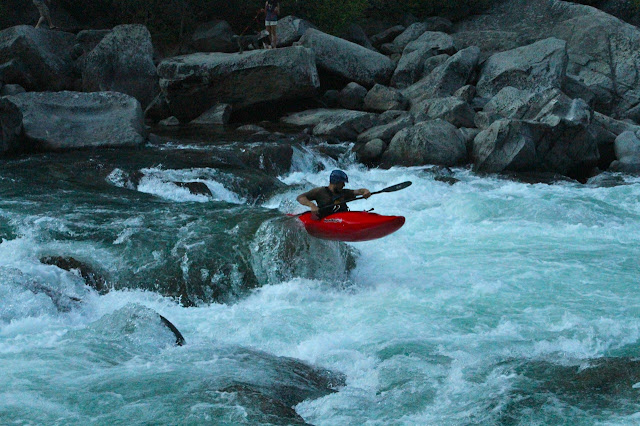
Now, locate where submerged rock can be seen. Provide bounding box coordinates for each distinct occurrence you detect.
[6,91,147,151]
[40,256,109,295]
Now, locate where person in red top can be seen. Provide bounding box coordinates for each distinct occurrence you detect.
[297,170,371,218]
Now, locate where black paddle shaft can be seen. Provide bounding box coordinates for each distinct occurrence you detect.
[318,181,412,211]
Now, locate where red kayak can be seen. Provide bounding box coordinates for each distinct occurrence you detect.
[298,211,405,242]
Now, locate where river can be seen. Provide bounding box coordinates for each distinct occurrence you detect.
[1,130,640,424]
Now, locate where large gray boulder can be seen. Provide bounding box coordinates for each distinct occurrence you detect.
[357,114,414,144]
[191,20,235,53]
[456,0,640,119]
[281,108,377,141]
[0,25,76,91]
[341,24,377,51]
[158,46,319,122]
[75,29,111,56]
[389,22,431,53]
[370,25,406,47]
[413,96,476,128]
[82,25,158,109]
[472,117,599,178]
[299,29,395,87]
[451,31,529,62]
[0,97,23,154]
[277,16,316,47]
[476,38,568,99]
[391,32,456,89]
[364,84,408,112]
[6,91,147,150]
[381,119,467,167]
[610,131,640,173]
[338,82,367,110]
[403,46,480,105]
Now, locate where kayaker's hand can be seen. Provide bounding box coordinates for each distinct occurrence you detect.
[362,189,371,199]
[310,204,319,213]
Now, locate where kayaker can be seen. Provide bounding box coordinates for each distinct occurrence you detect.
[297,170,371,219]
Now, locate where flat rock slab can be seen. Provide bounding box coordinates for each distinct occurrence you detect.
[6,91,147,150]
[282,108,377,141]
[158,46,320,122]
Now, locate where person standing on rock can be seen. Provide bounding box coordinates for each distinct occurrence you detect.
[33,0,56,29]
[264,0,280,49]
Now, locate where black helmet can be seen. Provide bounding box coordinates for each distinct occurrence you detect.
[330,169,348,184]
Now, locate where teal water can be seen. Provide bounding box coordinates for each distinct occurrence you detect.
[1,136,640,424]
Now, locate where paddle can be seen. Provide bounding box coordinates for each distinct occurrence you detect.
[316,180,412,214]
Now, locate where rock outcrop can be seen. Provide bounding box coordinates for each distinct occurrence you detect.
[299,29,395,87]
[0,97,23,154]
[158,46,320,122]
[82,25,158,109]
[0,25,76,91]
[6,91,147,150]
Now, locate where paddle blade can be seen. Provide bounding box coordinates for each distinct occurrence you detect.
[376,181,412,194]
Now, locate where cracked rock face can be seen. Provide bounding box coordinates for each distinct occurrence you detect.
[456,0,640,119]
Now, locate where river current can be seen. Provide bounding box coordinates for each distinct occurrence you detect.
[1,131,640,425]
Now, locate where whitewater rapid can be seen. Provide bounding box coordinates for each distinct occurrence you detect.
[2,143,640,424]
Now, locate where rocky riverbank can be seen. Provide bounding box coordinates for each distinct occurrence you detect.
[3,0,640,182]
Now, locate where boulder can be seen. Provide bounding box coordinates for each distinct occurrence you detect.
[390,22,431,52]
[364,84,408,112]
[0,25,76,91]
[0,84,26,96]
[381,119,467,167]
[451,31,529,62]
[403,46,480,105]
[0,97,23,154]
[6,91,147,150]
[413,96,476,128]
[144,93,171,122]
[190,103,232,125]
[322,89,340,107]
[191,20,235,52]
[282,108,377,141]
[82,25,158,109]
[299,29,395,87]
[339,82,367,110]
[370,25,405,47]
[356,138,387,163]
[476,37,568,99]
[475,87,587,130]
[341,24,377,51]
[422,54,450,76]
[277,16,316,47]
[390,32,455,89]
[75,29,111,56]
[614,131,640,162]
[472,117,599,178]
[159,116,180,126]
[456,0,640,119]
[356,113,414,143]
[454,85,476,103]
[158,46,319,122]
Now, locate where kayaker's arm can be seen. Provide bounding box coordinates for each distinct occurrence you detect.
[297,194,319,213]
[353,188,372,199]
